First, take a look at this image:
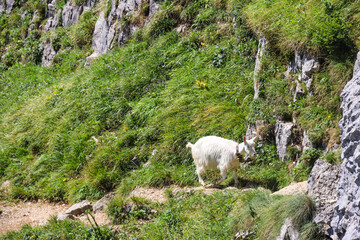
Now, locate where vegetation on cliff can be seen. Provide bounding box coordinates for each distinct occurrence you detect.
[0,0,357,238]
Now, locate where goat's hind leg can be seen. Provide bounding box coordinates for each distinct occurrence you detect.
[196,167,206,186]
[216,170,228,185]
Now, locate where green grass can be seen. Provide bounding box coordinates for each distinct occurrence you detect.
[1,217,115,240]
[0,0,357,236]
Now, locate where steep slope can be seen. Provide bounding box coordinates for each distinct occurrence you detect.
[1,0,360,239]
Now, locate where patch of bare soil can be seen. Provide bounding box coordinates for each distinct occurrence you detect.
[0,201,70,235]
[0,200,112,236]
[272,181,307,195]
[129,185,239,203]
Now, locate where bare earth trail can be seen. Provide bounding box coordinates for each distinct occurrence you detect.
[0,181,307,235]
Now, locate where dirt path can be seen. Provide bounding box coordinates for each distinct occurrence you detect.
[0,200,111,236]
[0,182,307,236]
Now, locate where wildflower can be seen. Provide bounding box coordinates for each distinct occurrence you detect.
[243,38,247,42]
[328,115,331,119]
[201,42,205,46]
[205,3,208,7]
[63,178,67,182]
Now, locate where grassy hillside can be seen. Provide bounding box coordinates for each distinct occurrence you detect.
[0,0,358,238]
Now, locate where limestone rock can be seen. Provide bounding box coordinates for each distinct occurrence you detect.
[62,1,83,27]
[275,120,294,161]
[86,0,159,64]
[302,131,313,152]
[286,51,319,101]
[246,120,265,140]
[330,51,360,239]
[42,41,56,67]
[307,159,340,227]
[65,200,92,216]
[277,218,299,240]
[253,35,268,99]
[44,9,61,31]
[93,192,115,213]
[57,214,75,221]
[0,0,5,13]
[5,0,15,14]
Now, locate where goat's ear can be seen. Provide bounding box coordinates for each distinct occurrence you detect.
[243,136,246,142]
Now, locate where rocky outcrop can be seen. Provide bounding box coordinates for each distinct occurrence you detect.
[44,0,61,32]
[42,41,57,67]
[0,0,15,14]
[0,0,5,13]
[253,36,268,99]
[285,51,319,101]
[62,1,83,27]
[308,159,340,231]
[275,120,294,161]
[5,0,15,14]
[302,131,313,152]
[330,52,360,239]
[86,0,159,64]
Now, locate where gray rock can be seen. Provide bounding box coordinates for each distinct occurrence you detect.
[246,120,265,140]
[253,35,268,99]
[330,51,360,239]
[149,0,159,17]
[277,218,299,240]
[302,130,313,152]
[42,41,56,67]
[62,1,83,27]
[307,159,340,227]
[57,213,75,221]
[85,11,109,64]
[275,120,294,161]
[93,192,115,213]
[46,0,57,18]
[86,0,158,64]
[286,51,319,101]
[0,0,5,14]
[44,0,61,32]
[6,0,15,14]
[65,200,92,216]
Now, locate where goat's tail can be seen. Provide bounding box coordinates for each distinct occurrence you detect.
[186,142,193,149]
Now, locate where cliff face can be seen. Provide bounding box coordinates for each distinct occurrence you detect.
[330,52,360,239]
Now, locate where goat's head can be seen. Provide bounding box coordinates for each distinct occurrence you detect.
[242,136,257,158]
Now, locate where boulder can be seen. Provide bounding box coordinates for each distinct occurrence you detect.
[65,200,92,216]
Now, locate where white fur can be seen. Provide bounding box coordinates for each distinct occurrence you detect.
[186,136,257,186]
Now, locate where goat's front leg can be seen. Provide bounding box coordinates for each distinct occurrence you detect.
[234,168,239,187]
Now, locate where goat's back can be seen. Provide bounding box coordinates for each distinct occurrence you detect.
[191,136,239,169]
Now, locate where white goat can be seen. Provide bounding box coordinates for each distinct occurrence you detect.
[186,136,257,186]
